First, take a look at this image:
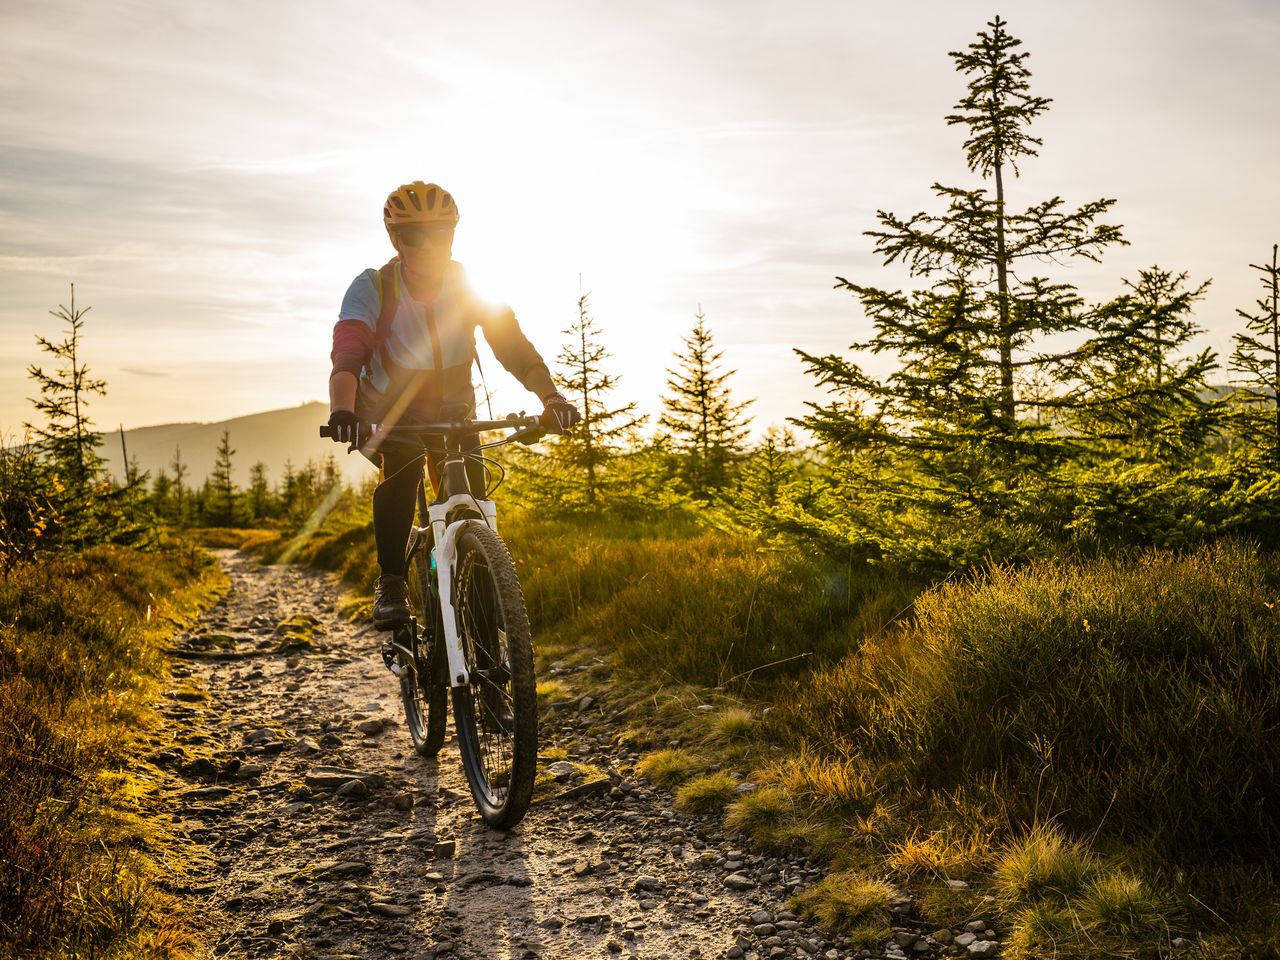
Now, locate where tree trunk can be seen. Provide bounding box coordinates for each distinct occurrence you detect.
[993,156,1016,437]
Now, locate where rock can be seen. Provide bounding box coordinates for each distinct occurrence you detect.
[578,696,595,711]
[369,902,413,918]
[727,949,744,960]
[1171,938,1191,951]
[946,879,970,890]
[894,931,918,948]
[356,718,386,736]
[735,782,758,795]
[964,920,988,933]
[392,792,415,810]
[751,910,773,925]
[558,777,611,800]
[181,786,232,801]
[968,941,1000,958]
[696,704,716,712]
[305,765,386,791]
[954,932,977,948]
[933,928,953,944]
[236,763,266,779]
[634,875,661,892]
[753,924,777,936]
[538,917,564,930]
[293,737,322,754]
[433,839,457,859]
[546,761,576,780]
[336,779,369,800]
[315,860,371,879]
[244,727,277,745]
[724,873,755,891]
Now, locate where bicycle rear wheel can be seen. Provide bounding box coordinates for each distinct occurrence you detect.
[450,520,537,829]
[400,530,448,757]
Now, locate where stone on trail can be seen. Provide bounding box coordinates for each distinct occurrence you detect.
[968,941,1000,958]
[305,765,386,790]
[433,839,457,859]
[545,761,576,780]
[356,718,386,736]
[335,779,369,800]
[724,873,756,890]
[293,737,322,754]
[369,901,414,918]
[557,777,611,800]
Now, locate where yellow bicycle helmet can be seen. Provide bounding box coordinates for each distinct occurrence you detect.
[383,181,459,229]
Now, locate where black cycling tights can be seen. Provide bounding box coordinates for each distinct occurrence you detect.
[372,441,487,577]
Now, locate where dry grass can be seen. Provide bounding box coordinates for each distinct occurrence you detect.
[0,541,223,959]
[673,772,739,814]
[790,871,895,934]
[994,823,1099,907]
[636,748,701,787]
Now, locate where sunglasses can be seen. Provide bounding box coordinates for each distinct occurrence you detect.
[395,224,455,249]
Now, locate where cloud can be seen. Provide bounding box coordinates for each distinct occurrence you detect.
[120,367,170,378]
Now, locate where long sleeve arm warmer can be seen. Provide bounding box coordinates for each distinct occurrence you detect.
[330,320,374,377]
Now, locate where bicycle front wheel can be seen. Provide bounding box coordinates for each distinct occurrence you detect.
[401,532,448,757]
[450,520,537,829]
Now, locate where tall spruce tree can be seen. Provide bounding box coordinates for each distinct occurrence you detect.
[535,289,644,509]
[210,429,237,526]
[792,16,1140,559]
[25,285,107,505]
[1230,244,1280,465]
[659,307,753,499]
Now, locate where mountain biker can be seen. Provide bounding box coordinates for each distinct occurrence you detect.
[326,180,581,629]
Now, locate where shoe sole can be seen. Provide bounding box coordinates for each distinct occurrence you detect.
[372,610,410,631]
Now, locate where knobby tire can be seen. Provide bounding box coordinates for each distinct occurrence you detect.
[450,520,537,829]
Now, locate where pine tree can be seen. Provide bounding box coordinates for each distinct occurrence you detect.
[659,307,753,499]
[1230,244,1280,465]
[151,467,174,521]
[534,289,645,509]
[210,429,237,526]
[248,461,272,521]
[25,285,109,540]
[170,446,189,526]
[797,16,1127,485]
[1071,267,1218,460]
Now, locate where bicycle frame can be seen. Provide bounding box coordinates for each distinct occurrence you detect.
[377,416,538,689]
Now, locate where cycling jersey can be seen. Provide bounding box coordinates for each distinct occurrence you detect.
[331,258,549,422]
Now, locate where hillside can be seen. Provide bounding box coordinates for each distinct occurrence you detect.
[98,402,377,488]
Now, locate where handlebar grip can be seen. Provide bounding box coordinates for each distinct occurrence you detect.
[319,426,333,438]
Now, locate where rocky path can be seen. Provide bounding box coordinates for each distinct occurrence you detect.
[147,551,875,960]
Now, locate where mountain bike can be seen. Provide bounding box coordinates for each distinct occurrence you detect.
[320,414,543,829]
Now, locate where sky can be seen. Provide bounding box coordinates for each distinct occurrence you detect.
[2,0,1278,438]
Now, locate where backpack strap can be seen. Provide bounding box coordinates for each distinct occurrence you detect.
[373,258,400,367]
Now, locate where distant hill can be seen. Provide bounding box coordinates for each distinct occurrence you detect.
[98,402,378,489]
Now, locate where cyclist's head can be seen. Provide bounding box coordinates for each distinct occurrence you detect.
[384,181,458,266]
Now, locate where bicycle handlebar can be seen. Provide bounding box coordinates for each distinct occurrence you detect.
[319,414,545,444]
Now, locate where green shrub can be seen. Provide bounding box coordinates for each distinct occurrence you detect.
[777,540,1280,857]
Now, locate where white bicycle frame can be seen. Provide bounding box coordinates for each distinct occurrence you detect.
[424,483,498,688]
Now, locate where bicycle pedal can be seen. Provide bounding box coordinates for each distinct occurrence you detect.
[380,639,397,671]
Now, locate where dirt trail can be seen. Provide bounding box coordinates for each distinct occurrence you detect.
[148,551,868,960]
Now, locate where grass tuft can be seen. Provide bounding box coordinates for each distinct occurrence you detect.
[1078,872,1163,936]
[636,748,701,787]
[1005,902,1076,960]
[673,772,739,814]
[790,871,895,933]
[725,785,792,837]
[994,822,1098,907]
[709,706,757,742]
